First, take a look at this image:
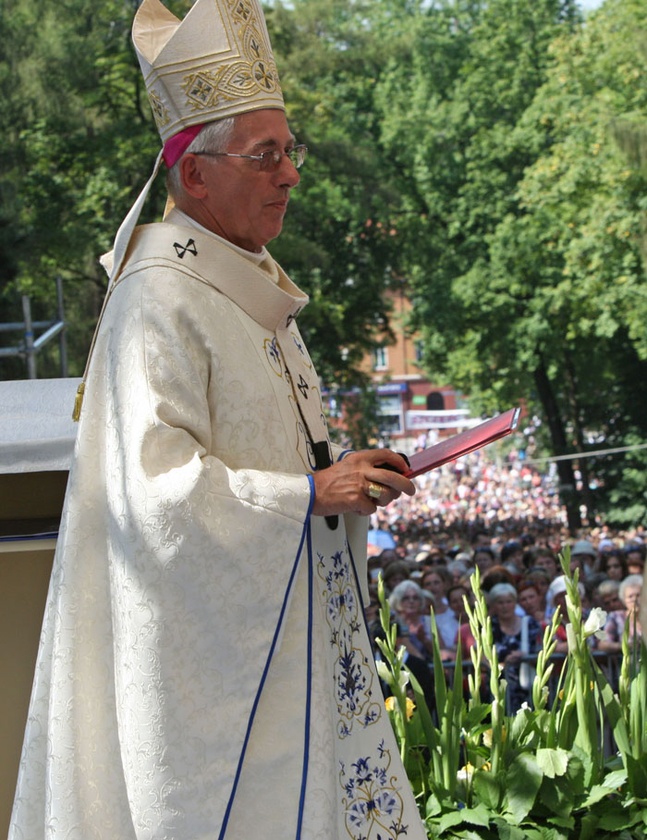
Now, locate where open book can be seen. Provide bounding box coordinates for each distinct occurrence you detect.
[403,407,521,478]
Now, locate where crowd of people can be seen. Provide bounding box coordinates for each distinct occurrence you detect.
[366,449,645,712]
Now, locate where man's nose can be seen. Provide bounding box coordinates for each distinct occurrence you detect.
[276,153,300,187]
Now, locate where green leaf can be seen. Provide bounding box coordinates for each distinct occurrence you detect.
[459,803,493,828]
[580,783,617,809]
[536,748,569,779]
[473,769,503,811]
[597,798,639,830]
[626,752,647,799]
[425,792,443,819]
[491,817,530,840]
[438,809,471,831]
[602,768,628,790]
[504,753,543,823]
[537,775,575,820]
[577,811,601,840]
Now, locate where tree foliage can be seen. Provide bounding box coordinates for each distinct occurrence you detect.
[370,0,647,529]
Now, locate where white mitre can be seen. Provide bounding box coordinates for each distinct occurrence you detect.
[133,0,285,148]
[102,0,285,285]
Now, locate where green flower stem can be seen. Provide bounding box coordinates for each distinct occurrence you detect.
[466,568,506,778]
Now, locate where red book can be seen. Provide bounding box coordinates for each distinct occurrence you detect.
[404,407,521,478]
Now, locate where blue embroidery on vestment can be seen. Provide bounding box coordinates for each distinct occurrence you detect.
[339,744,409,839]
[316,546,381,738]
[264,336,283,376]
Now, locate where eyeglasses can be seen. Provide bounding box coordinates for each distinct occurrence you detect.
[191,144,307,171]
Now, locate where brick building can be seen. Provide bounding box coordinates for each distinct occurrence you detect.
[365,289,470,448]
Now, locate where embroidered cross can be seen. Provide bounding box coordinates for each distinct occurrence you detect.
[268,337,281,366]
[173,239,198,259]
[292,334,304,355]
[297,374,309,398]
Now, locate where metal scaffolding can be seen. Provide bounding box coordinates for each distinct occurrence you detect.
[0,277,68,378]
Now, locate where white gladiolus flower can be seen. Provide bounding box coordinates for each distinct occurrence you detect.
[375,659,393,686]
[583,607,608,640]
[398,668,411,690]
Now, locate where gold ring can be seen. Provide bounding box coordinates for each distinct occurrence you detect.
[367,482,383,500]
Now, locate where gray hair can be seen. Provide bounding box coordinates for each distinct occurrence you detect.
[487,582,518,604]
[619,574,643,604]
[597,579,620,598]
[166,117,236,199]
[389,580,424,613]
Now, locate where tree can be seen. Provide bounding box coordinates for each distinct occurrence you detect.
[0,0,173,378]
[484,0,647,528]
[372,0,647,530]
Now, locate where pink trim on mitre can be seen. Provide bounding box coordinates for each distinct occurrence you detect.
[162,124,205,167]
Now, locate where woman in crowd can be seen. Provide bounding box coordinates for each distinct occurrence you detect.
[488,582,542,712]
[472,546,497,577]
[481,565,515,594]
[595,578,624,613]
[598,574,643,654]
[448,583,472,626]
[517,580,546,626]
[596,548,628,583]
[420,565,458,652]
[447,558,470,584]
[389,580,436,661]
[528,546,560,581]
[382,559,411,595]
[523,567,551,618]
[625,544,646,576]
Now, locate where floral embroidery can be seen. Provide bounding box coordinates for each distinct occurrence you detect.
[317,547,382,737]
[340,743,409,840]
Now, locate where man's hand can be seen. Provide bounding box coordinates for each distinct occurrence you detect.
[311,449,415,517]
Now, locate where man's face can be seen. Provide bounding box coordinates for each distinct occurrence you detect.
[188,109,300,252]
[474,551,494,573]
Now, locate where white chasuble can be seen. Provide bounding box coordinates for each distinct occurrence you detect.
[10,222,426,840]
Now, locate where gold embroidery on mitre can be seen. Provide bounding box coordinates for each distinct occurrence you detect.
[252,60,277,92]
[148,89,171,129]
[184,72,219,109]
[133,0,284,144]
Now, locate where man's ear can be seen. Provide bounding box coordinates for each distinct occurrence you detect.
[179,154,209,199]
